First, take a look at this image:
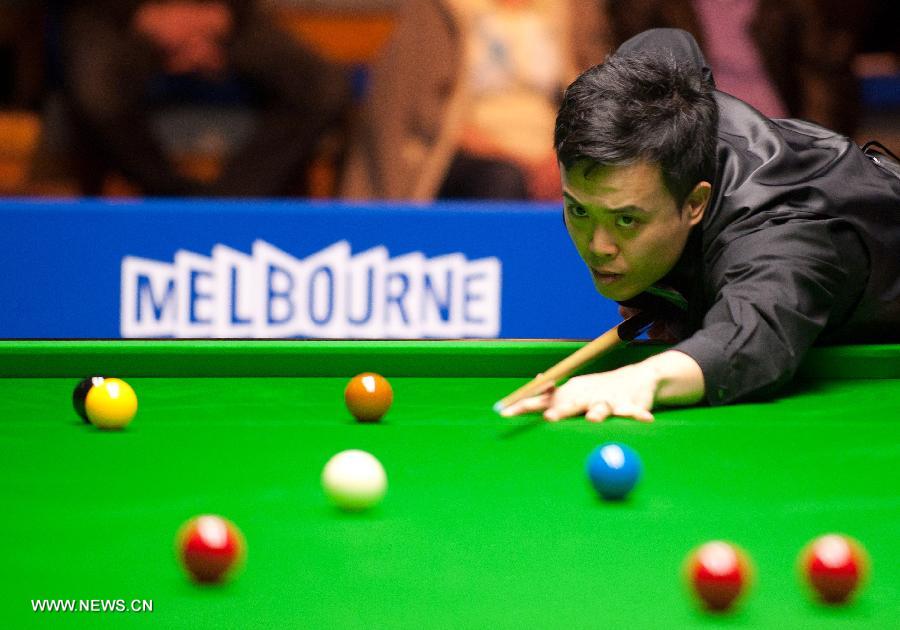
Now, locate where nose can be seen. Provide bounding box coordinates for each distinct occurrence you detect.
[589,229,618,259]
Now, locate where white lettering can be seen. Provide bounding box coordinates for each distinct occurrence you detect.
[120,257,177,337]
[175,251,215,337]
[120,241,502,339]
[212,245,256,338]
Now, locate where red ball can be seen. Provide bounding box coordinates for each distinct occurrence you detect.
[686,541,751,611]
[177,515,246,584]
[801,534,867,604]
[344,372,393,423]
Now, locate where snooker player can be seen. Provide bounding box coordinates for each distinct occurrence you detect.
[502,29,900,423]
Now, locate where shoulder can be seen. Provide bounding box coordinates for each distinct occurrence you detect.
[710,91,869,217]
[704,92,899,268]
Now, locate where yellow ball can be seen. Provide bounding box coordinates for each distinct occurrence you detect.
[85,378,138,430]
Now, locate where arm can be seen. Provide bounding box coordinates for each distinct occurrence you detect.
[641,349,705,404]
[673,219,867,404]
[341,0,459,199]
[503,218,867,421]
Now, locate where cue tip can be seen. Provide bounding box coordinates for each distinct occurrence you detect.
[493,401,506,414]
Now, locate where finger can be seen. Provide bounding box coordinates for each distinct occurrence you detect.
[500,392,553,417]
[584,401,613,423]
[608,402,655,423]
[544,399,588,422]
[531,373,556,396]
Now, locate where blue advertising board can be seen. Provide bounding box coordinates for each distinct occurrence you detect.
[0,199,619,339]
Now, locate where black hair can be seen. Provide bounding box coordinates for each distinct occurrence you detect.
[554,51,718,206]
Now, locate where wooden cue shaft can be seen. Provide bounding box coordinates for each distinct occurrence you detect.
[493,324,628,413]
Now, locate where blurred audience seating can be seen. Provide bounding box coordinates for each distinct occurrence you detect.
[0,110,40,195]
[0,1,896,198]
[275,6,394,63]
[0,1,44,195]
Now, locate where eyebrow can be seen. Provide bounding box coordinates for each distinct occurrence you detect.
[562,192,652,216]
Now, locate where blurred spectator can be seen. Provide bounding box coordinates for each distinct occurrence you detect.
[341,0,612,201]
[606,0,867,136]
[31,0,350,197]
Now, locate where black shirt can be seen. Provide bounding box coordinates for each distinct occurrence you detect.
[620,30,900,404]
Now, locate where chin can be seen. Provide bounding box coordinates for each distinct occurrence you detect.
[595,283,640,302]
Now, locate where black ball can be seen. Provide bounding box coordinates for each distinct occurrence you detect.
[73,376,105,423]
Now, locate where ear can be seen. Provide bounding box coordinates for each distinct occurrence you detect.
[682,181,711,226]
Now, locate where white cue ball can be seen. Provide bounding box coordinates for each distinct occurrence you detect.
[321,449,387,511]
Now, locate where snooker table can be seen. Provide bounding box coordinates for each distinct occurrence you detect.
[1,340,898,629]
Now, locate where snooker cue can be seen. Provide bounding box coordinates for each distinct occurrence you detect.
[492,311,654,414]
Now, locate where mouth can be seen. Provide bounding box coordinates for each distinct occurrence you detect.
[591,268,624,285]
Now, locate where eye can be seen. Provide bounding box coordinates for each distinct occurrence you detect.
[566,203,588,218]
[615,214,638,228]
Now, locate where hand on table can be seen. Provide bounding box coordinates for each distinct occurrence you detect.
[500,365,657,423]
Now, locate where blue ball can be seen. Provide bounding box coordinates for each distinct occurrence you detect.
[586,442,642,500]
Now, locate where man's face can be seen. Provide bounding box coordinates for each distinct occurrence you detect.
[561,159,706,301]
